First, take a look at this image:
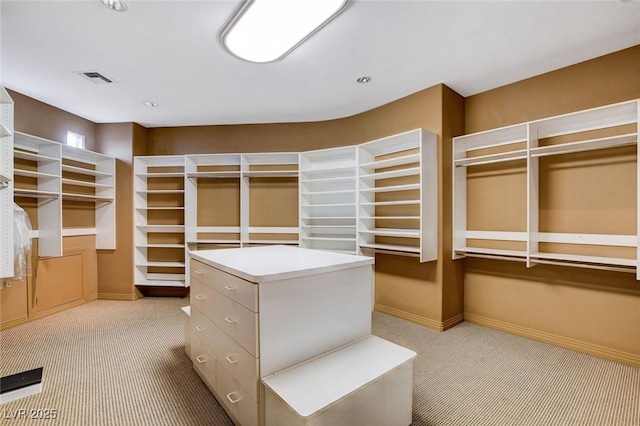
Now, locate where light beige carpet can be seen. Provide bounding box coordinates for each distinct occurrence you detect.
[1,297,638,425]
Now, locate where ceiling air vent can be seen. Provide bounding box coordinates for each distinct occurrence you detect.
[76,71,115,84]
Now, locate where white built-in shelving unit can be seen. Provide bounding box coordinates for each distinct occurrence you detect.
[134,155,187,287]
[135,128,438,287]
[453,99,640,278]
[0,86,14,279]
[358,129,438,262]
[300,146,358,254]
[12,132,116,257]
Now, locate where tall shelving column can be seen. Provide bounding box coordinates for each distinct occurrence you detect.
[358,129,437,262]
[241,153,300,246]
[61,145,115,248]
[185,153,242,248]
[13,132,62,257]
[299,146,358,254]
[452,123,529,261]
[134,156,186,287]
[0,86,14,279]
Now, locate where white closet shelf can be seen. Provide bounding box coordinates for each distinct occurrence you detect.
[136,225,185,232]
[13,150,58,162]
[243,239,299,244]
[359,167,420,181]
[189,239,241,245]
[243,170,298,178]
[62,164,112,177]
[62,178,113,189]
[359,228,420,238]
[530,133,637,158]
[366,216,420,220]
[359,243,421,254]
[136,279,186,287]
[13,189,59,199]
[301,165,355,175]
[530,252,636,267]
[303,225,356,229]
[453,123,528,151]
[136,206,185,210]
[139,172,185,178]
[136,243,185,248]
[359,153,420,170]
[301,189,356,195]
[187,171,240,179]
[454,149,528,167]
[360,183,420,193]
[13,169,58,179]
[301,203,356,208]
[61,193,113,203]
[454,246,527,258]
[359,200,420,206]
[301,216,356,220]
[136,261,186,268]
[302,236,357,242]
[136,189,184,194]
[300,176,356,184]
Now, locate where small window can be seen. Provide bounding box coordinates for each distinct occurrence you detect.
[66,131,85,149]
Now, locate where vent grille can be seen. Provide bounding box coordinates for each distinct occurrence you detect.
[77,71,114,84]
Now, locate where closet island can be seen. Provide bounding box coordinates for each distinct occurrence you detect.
[188,245,416,426]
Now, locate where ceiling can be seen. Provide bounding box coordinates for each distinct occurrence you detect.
[1,0,639,128]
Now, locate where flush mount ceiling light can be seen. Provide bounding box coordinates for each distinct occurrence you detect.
[102,0,127,12]
[221,0,350,63]
[143,101,159,107]
[356,76,372,84]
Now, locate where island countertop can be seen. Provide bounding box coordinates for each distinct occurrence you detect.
[189,245,374,284]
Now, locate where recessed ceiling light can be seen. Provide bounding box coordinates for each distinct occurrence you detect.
[221,0,350,63]
[356,76,372,84]
[143,101,158,108]
[102,0,127,12]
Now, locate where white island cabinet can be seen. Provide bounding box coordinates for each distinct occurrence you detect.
[189,245,415,426]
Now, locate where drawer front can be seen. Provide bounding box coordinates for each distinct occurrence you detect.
[216,360,258,426]
[213,324,260,402]
[190,278,215,316]
[190,307,216,354]
[191,259,258,312]
[190,335,216,390]
[209,290,259,358]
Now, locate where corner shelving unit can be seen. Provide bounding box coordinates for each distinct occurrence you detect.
[358,129,438,262]
[453,99,640,278]
[134,155,186,287]
[300,146,358,254]
[0,86,14,279]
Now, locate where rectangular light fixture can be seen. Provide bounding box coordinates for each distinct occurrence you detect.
[221,0,350,63]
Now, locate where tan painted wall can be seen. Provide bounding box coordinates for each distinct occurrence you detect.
[95,122,146,300]
[463,45,640,365]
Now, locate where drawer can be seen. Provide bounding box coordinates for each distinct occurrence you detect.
[190,307,216,354]
[216,360,258,426]
[208,288,259,358]
[191,259,258,312]
[213,324,260,402]
[190,278,215,317]
[190,335,216,390]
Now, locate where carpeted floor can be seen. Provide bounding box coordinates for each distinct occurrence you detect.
[0,297,638,425]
